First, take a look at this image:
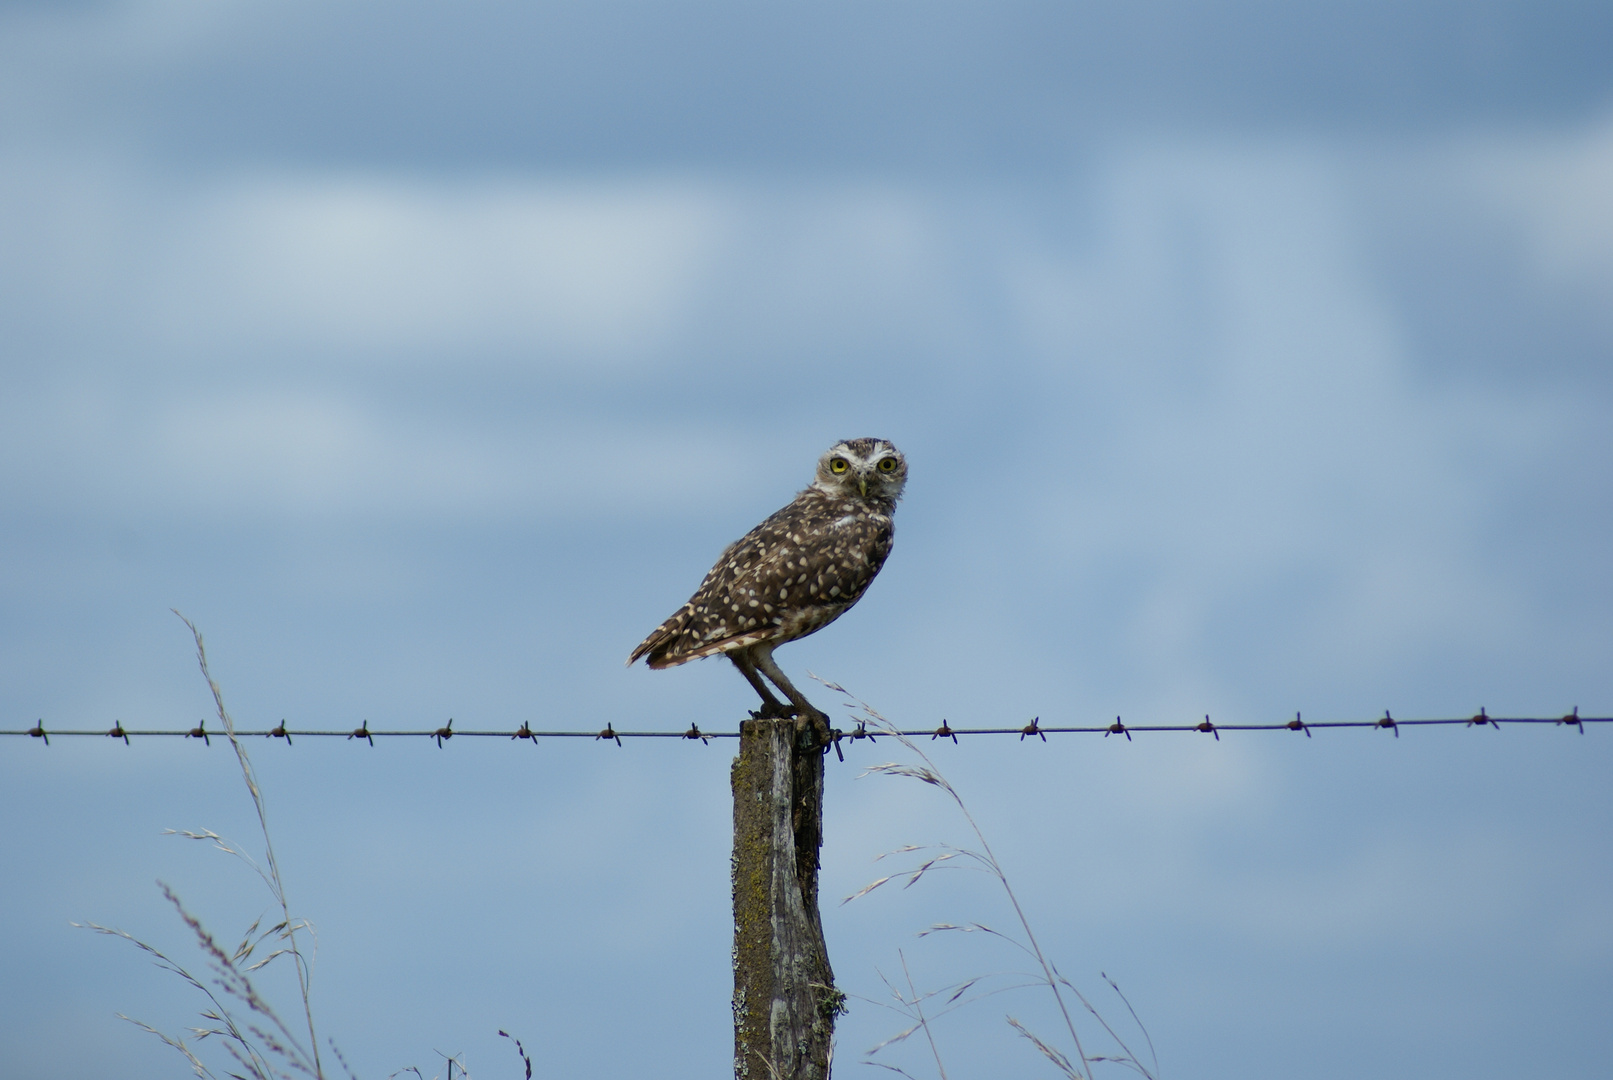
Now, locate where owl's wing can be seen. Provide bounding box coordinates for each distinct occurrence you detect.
[629,494,894,668]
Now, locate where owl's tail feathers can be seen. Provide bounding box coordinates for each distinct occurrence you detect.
[628,614,692,669]
[629,633,710,669]
[629,619,773,669]
[628,647,673,668]
[626,636,661,667]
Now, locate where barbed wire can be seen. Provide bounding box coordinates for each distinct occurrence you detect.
[1,709,1602,750]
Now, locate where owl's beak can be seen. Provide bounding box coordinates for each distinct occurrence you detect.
[858,477,868,497]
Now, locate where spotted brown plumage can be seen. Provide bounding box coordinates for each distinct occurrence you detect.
[629,438,907,728]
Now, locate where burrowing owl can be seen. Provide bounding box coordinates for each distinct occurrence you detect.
[629,438,907,731]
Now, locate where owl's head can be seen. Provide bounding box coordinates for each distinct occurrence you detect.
[811,438,907,502]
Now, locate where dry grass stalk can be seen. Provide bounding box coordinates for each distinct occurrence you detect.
[817,677,1160,1080]
[77,613,326,1079]
[73,615,556,1080]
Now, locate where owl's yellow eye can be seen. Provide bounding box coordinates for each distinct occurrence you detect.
[829,458,849,474]
[877,458,897,472]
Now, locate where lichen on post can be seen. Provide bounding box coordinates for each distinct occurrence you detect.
[731,717,840,1079]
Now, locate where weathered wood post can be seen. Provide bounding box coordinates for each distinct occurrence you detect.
[731,717,842,1079]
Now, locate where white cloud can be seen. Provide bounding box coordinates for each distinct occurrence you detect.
[138,174,733,365]
[2,126,1608,572]
[0,382,749,520]
[993,138,1599,701]
[1462,113,1613,300]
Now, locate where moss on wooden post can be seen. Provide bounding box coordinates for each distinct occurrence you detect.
[732,718,840,1079]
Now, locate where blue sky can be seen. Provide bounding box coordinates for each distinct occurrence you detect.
[2,2,1611,1077]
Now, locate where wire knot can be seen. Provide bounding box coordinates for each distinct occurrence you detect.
[1196,715,1219,740]
[434,719,455,747]
[824,729,845,761]
[1020,717,1045,741]
[1106,717,1131,741]
[1377,711,1398,737]
[932,720,957,743]
[683,723,709,744]
[28,721,47,745]
[512,723,536,742]
[107,722,128,745]
[1560,707,1583,733]
[349,721,373,746]
[269,721,291,744]
[597,723,622,746]
[1287,712,1310,736]
[188,721,209,745]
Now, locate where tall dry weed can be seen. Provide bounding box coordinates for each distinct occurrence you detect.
[79,614,492,1080]
[819,677,1160,1080]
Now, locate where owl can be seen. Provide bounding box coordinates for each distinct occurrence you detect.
[629,438,907,733]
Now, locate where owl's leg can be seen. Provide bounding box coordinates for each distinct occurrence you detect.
[750,645,830,740]
[731,651,792,719]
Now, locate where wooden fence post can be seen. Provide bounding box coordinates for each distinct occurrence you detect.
[731,717,841,1079]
